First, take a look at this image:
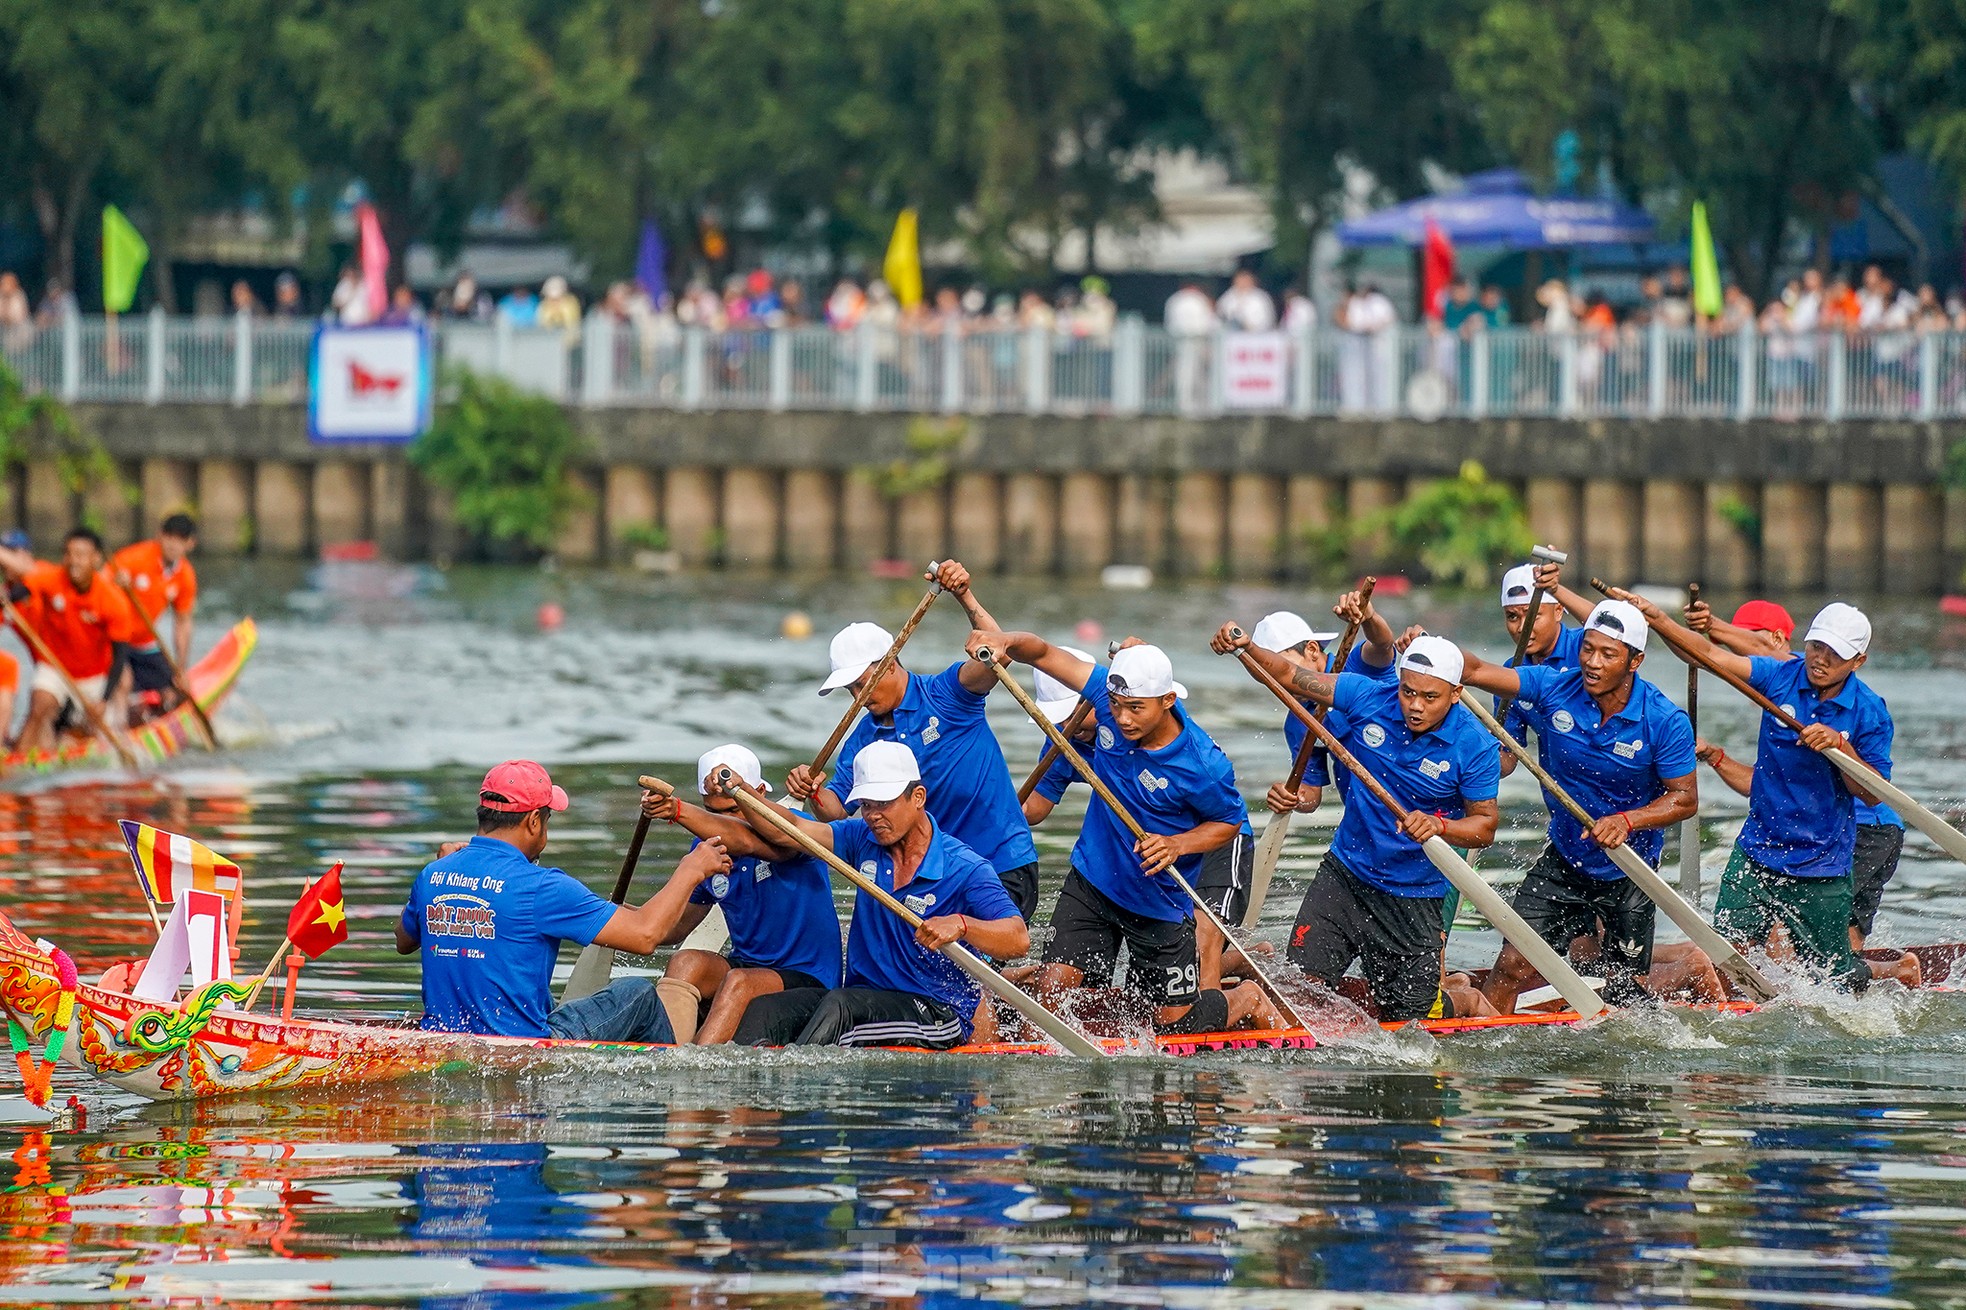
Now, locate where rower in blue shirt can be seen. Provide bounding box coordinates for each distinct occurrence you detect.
[787,560,1042,918]
[978,631,1278,1035]
[714,740,1029,1049]
[1254,586,1401,819]
[1453,600,1703,1011]
[1215,628,1501,1022]
[397,760,732,1041]
[638,744,844,1046]
[1497,561,1587,766]
[1617,594,1902,992]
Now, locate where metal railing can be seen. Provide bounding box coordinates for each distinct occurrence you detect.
[5,307,1965,422]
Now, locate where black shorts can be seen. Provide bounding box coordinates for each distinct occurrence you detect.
[1194,831,1253,925]
[1287,853,1446,1022]
[1044,866,1199,1006]
[1512,845,1655,1005]
[995,861,1040,922]
[724,956,829,993]
[733,986,966,1049]
[125,647,174,694]
[1849,823,1905,935]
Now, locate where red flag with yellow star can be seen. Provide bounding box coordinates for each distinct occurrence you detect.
[286,862,348,960]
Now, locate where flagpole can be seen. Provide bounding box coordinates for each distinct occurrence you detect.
[241,936,293,1012]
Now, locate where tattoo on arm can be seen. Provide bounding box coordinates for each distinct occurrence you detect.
[1288,667,1336,701]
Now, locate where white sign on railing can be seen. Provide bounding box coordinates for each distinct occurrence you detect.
[308,325,433,442]
[1220,332,1290,410]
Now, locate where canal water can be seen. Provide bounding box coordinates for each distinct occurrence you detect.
[3,560,1965,1306]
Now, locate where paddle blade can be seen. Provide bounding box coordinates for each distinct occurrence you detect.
[1420,836,1606,1020]
[1243,812,1292,930]
[559,942,615,1004]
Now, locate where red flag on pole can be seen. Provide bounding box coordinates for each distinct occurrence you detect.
[287,862,349,960]
[357,204,389,321]
[1422,218,1455,322]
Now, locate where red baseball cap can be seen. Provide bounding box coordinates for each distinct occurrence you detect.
[479,760,569,813]
[1731,600,1796,639]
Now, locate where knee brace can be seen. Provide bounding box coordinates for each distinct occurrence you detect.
[655,977,702,1044]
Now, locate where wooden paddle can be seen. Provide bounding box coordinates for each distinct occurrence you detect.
[1679,581,1702,903]
[1242,578,1375,930]
[1456,689,1776,1001]
[114,578,217,750]
[1495,545,1569,725]
[691,767,1109,1059]
[559,805,655,1004]
[1226,635,1607,1020]
[1,594,142,771]
[1019,699,1094,803]
[808,565,942,777]
[1590,579,1966,871]
[976,647,1306,1030]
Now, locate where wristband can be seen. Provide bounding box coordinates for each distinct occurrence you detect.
[956,914,968,940]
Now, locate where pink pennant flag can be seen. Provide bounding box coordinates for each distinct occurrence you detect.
[357,202,389,321]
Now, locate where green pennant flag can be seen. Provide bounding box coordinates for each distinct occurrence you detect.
[102,205,150,314]
[1689,200,1723,320]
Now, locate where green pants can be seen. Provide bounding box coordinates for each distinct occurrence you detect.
[1714,847,1868,992]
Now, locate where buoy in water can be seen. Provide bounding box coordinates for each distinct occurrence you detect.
[781,610,814,640]
[537,602,565,631]
[1074,618,1104,645]
[1101,564,1153,590]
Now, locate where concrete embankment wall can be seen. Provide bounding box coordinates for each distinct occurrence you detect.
[32,405,1966,594]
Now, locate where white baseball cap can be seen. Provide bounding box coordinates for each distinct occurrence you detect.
[1251,611,1340,652]
[1499,564,1537,609]
[1034,646,1095,723]
[698,744,770,796]
[1804,602,1872,659]
[845,740,923,804]
[1583,599,1648,653]
[1107,644,1188,700]
[1398,634,1465,686]
[819,621,894,695]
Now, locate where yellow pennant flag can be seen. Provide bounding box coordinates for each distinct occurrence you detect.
[102,205,150,314]
[883,208,922,311]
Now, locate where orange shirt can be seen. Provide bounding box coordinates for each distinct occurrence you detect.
[18,562,142,679]
[111,540,197,624]
[0,650,16,693]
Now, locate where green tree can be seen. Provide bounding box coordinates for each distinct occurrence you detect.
[411,369,592,555]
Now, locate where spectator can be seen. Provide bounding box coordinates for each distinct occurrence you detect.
[380,284,424,326]
[961,286,988,319]
[1914,283,1946,331]
[1077,277,1117,340]
[1535,279,1576,333]
[744,269,782,326]
[1017,289,1056,332]
[932,286,964,329]
[35,278,76,328]
[0,272,30,331]
[273,272,305,318]
[1281,289,1317,333]
[330,263,372,326]
[228,279,260,316]
[1581,292,1616,332]
[1717,284,1756,334]
[1657,267,1692,329]
[496,284,540,327]
[779,278,809,326]
[1858,270,1916,332]
[1441,278,1480,337]
[1337,282,1397,413]
[1216,268,1276,332]
[825,278,865,330]
[1788,269,1823,334]
[444,272,490,321]
[1822,275,1862,328]
[1163,279,1216,336]
[1478,285,1510,329]
[1637,274,1664,324]
[538,276,582,338]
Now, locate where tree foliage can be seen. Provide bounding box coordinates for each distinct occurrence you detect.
[410,370,592,555]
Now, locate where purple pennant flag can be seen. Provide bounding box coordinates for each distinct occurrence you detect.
[635,219,667,307]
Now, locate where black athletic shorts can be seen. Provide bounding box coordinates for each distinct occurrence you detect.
[126,647,174,695]
[1287,853,1447,1022]
[1194,831,1253,926]
[1512,845,1654,1005]
[995,861,1040,922]
[1044,865,1199,1006]
[733,986,966,1049]
[1849,822,1905,936]
[724,956,829,993]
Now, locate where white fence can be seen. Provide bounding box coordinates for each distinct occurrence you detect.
[5,308,1966,422]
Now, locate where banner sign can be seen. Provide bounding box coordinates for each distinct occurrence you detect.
[309,325,433,442]
[1220,332,1290,409]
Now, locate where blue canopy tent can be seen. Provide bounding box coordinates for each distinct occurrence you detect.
[1336,169,1657,248]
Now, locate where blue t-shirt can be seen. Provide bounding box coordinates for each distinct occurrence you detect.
[688,843,842,988]
[1284,644,1399,789]
[1036,718,1254,840]
[1066,665,1250,922]
[1326,674,1503,897]
[1511,664,1698,879]
[400,835,616,1038]
[1738,657,1895,878]
[828,662,1038,875]
[1748,655,1901,829]
[830,817,1020,1036]
[1500,623,1585,744]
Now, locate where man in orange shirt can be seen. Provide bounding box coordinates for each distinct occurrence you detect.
[0,528,143,756]
[110,513,199,710]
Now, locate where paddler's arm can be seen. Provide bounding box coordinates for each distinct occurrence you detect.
[0,546,33,581]
[1398,798,1499,850]
[643,790,802,862]
[1209,622,1338,709]
[915,911,1028,958]
[1696,740,1754,797]
[1336,586,1397,669]
[590,838,734,955]
[1531,559,1596,623]
[706,774,841,853]
[1589,771,1697,849]
[1614,587,1755,682]
[783,766,850,819]
[1455,648,1523,699]
[929,561,1006,696]
[967,628,1096,694]
[1136,820,1237,877]
[1022,793,1056,825]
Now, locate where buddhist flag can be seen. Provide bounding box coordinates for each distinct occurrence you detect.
[883,208,922,311]
[1690,201,1723,320]
[286,862,348,960]
[118,821,241,905]
[102,206,149,314]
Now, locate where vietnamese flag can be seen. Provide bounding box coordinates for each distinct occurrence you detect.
[287,862,349,960]
[1422,217,1455,322]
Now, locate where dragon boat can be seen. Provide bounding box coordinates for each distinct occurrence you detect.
[0,619,257,777]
